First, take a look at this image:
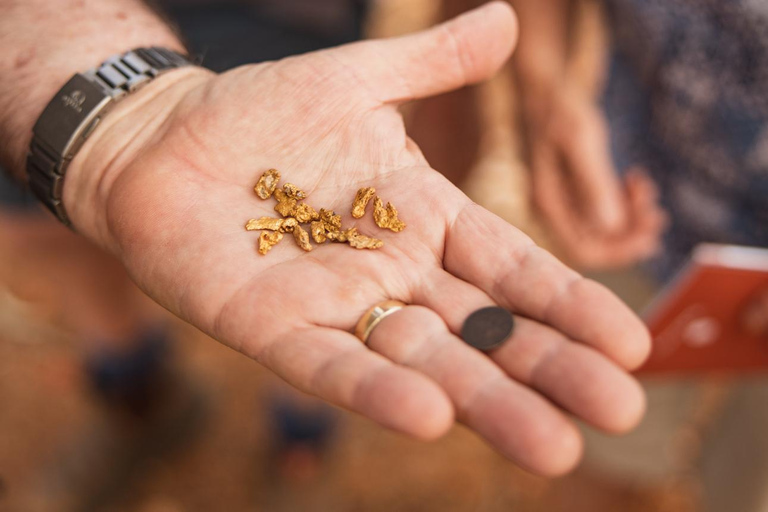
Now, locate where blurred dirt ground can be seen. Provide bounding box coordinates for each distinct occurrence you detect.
[0,298,555,512]
[0,286,700,512]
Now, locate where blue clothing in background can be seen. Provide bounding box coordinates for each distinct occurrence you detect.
[602,0,768,279]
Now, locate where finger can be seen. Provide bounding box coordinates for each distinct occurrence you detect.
[214,255,455,441]
[618,168,668,259]
[533,147,664,269]
[412,270,646,433]
[531,143,591,245]
[557,102,628,232]
[625,166,660,204]
[625,168,669,233]
[578,235,660,269]
[531,146,619,268]
[444,204,651,369]
[575,212,666,270]
[330,1,518,104]
[259,325,455,440]
[531,143,578,234]
[366,304,583,476]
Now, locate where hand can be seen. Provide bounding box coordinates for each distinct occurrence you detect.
[742,288,768,338]
[64,3,649,476]
[526,84,668,270]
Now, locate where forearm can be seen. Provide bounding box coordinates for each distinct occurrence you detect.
[0,0,184,180]
[507,0,571,116]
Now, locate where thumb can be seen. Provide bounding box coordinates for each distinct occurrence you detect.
[330,1,518,104]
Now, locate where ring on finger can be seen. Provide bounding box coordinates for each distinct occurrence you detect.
[355,300,407,344]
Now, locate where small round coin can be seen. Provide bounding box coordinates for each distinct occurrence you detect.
[461,306,515,352]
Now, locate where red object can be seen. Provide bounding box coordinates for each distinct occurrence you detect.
[638,244,768,375]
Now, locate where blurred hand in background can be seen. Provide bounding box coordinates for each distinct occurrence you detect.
[526,82,667,270]
[510,0,667,270]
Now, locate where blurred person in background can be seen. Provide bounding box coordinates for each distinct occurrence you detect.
[511,0,768,320]
[0,0,655,511]
[507,1,768,511]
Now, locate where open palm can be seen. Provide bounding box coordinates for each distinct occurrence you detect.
[66,3,649,476]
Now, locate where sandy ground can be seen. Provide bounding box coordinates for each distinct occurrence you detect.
[0,309,553,512]
[0,297,699,512]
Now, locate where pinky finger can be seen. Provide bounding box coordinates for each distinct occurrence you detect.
[258,326,455,440]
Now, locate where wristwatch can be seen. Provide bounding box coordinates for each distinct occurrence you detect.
[27,47,193,227]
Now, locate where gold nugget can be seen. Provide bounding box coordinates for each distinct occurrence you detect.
[293,224,313,252]
[248,176,393,255]
[310,220,327,243]
[319,208,342,232]
[293,203,320,223]
[283,183,306,200]
[373,197,406,232]
[351,187,376,219]
[274,188,298,217]
[246,217,284,231]
[326,228,348,243]
[258,231,283,255]
[254,169,280,199]
[280,218,298,233]
[346,228,384,250]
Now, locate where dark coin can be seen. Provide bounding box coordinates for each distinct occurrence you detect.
[461,307,515,352]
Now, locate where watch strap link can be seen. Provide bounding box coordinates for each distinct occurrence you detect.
[27,47,192,226]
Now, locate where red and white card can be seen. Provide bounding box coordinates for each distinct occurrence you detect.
[638,244,768,375]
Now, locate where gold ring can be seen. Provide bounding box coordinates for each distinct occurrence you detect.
[355,300,407,344]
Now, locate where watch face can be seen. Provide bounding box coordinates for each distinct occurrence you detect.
[33,74,112,158]
[61,90,87,114]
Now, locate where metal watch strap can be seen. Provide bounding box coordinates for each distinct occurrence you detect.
[27,47,192,226]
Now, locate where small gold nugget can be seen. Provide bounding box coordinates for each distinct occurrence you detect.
[280,218,298,233]
[274,189,298,217]
[293,203,320,223]
[373,197,406,232]
[351,187,376,219]
[293,224,313,252]
[246,217,284,231]
[248,172,393,255]
[326,228,383,249]
[310,220,327,243]
[319,208,342,232]
[282,183,306,200]
[346,228,384,250]
[254,169,280,199]
[326,229,348,243]
[258,231,283,255]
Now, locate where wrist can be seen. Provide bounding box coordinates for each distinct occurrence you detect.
[62,66,214,250]
[0,1,185,180]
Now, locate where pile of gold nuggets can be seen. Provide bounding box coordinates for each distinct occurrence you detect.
[246,169,406,255]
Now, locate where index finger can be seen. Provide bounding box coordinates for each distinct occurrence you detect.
[557,100,627,232]
[444,204,651,370]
